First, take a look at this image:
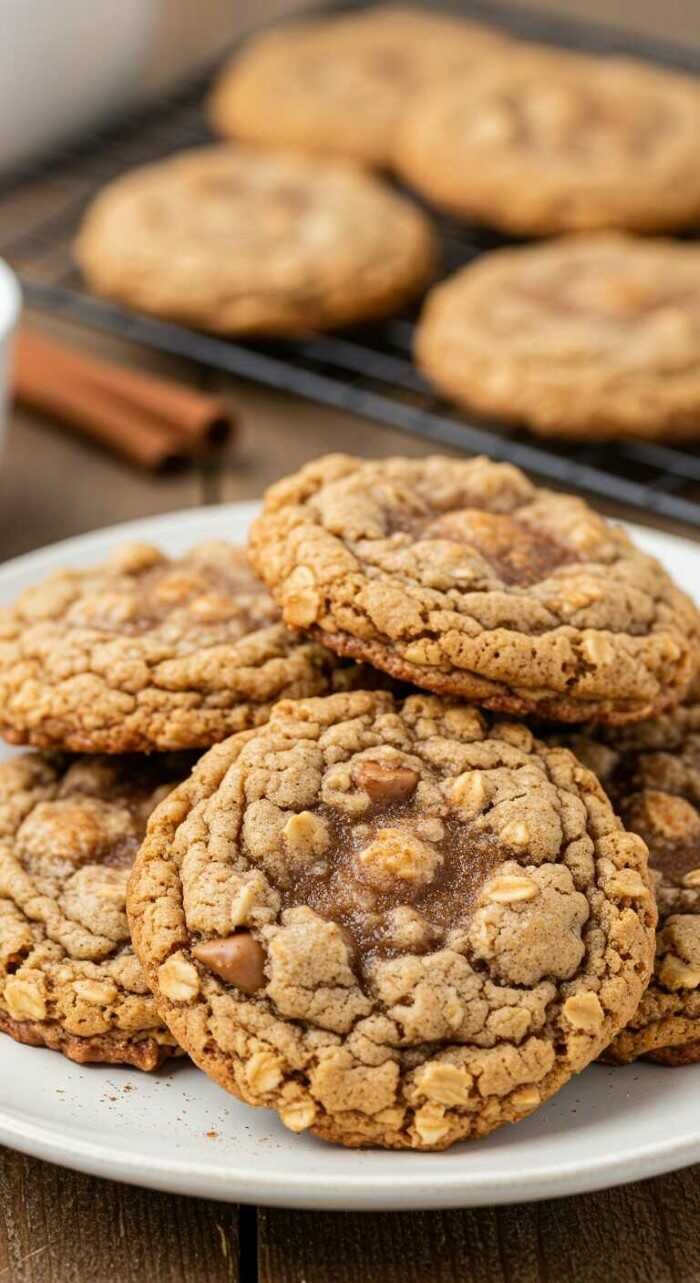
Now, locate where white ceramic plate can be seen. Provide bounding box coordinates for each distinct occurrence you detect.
[1,501,699,1210]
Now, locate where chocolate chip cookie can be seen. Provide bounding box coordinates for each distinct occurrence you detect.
[128,690,655,1149]
[395,56,700,235]
[209,7,511,169]
[0,751,190,1069]
[75,145,437,336]
[551,684,700,1065]
[0,541,356,753]
[415,234,700,443]
[248,455,698,725]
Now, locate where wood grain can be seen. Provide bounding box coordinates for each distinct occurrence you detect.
[2,1147,700,1283]
[258,1166,700,1283]
[0,1148,239,1283]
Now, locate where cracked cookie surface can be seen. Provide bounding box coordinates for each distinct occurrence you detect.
[75,144,436,336]
[128,689,655,1149]
[395,56,700,235]
[209,7,511,169]
[550,683,700,1065]
[0,541,360,753]
[248,454,697,725]
[0,751,191,1069]
[416,234,700,443]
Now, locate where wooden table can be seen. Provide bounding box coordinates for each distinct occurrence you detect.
[1,310,699,1283]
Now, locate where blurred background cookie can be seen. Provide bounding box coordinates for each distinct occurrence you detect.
[209,6,512,168]
[75,144,437,336]
[415,234,700,442]
[395,55,700,234]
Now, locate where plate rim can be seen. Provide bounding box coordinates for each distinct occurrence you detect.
[1,1086,699,1210]
[1,500,699,1210]
[0,500,262,581]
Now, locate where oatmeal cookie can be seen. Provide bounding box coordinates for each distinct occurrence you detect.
[128,690,655,1149]
[248,454,697,725]
[550,684,700,1065]
[209,7,511,169]
[395,56,700,235]
[75,145,436,336]
[0,541,357,753]
[415,234,700,443]
[0,751,191,1069]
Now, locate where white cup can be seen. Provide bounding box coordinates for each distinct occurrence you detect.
[0,260,21,459]
[0,0,155,173]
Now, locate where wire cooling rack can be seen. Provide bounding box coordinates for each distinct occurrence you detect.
[3,1,700,529]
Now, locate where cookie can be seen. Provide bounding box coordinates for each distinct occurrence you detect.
[0,541,358,753]
[550,685,700,1065]
[128,689,655,1149]
[209,7,511,169]
[415,234,700,443]
[248,454,698,725]
[395,55,700,235]
[0,751,190,1069]
[75,145,437,336]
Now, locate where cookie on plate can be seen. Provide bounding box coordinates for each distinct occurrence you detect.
[394,56,700,235]
[248,454,698,725]
[415,234,700,443]
[75,145,437,336]
[551,684,700,1065]
[128,690,655,1149]
[209,7,511,169]
[0,541,359,753]
[0,751,190,1069]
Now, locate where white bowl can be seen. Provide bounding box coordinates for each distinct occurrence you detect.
[0,259,21,457]
[0,0,155,173]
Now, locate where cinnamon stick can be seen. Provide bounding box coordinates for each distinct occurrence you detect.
[13,330,234,469]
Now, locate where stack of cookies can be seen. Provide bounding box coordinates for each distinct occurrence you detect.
[0,542,371,1069]
[3,453,699,1152]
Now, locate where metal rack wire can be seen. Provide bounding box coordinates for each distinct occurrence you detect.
[3,1,700,529]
